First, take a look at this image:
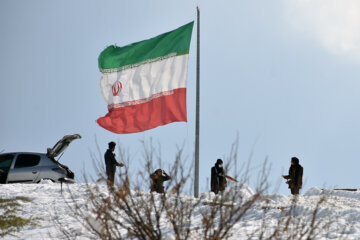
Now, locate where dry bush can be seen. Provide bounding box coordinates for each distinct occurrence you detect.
[253,194,351,240]
[57,139,352,240]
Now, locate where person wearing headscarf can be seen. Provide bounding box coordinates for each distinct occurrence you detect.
[211,159,227,194]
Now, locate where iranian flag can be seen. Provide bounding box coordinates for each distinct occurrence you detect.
[96,22,194,134]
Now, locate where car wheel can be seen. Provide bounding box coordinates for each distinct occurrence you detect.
[37,178,55,183]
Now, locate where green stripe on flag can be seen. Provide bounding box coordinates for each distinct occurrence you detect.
[98,21,194,71]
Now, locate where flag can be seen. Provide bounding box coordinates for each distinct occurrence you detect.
[96,22,194,134]
[225,175,238,182]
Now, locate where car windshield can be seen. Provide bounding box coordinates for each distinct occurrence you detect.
[0,154,14,168]
[0,154,15,183]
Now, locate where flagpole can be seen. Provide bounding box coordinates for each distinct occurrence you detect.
[194,6,200,198]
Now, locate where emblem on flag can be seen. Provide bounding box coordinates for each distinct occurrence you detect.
[112,81,122,96]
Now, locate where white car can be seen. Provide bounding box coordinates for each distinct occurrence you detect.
[0,134,81,184]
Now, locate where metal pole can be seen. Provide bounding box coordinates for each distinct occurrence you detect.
[194,7,200,198]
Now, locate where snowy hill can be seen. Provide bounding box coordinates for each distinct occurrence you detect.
[1,182,360,239]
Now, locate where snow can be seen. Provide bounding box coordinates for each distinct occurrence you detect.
[1,182,360,239]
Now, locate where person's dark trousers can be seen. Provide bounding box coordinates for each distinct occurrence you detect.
[106,168,115,187]
[291,187,300,195]
[212,189,219,195]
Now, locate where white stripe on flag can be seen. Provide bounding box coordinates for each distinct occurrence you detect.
[100,55,189,106]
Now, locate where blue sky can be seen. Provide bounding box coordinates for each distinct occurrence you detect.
[1,0,360,194]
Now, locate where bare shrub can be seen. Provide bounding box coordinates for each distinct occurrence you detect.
[57,139,352,240]
[253,194,351,240]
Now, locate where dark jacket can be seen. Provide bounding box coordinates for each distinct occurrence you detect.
[211,163,227,194]
[104,149,121,175]
[150,171,171,193]
[284,163,303,189]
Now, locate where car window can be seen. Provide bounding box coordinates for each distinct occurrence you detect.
[0,154,14,168]
[14,154,40,168]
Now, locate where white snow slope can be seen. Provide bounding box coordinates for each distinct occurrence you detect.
[1,181,360,240]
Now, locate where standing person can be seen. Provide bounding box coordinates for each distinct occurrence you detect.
[104,141,124,187]
[211,159,227,194]
[282,157,303,195]
[150,169,171,193]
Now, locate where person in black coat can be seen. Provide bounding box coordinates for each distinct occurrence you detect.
[150,169,171,193]
[104,141,124,186]
[282,157,303,195]
[211,159,227,194]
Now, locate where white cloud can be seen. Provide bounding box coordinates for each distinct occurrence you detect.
[284,0,360,62]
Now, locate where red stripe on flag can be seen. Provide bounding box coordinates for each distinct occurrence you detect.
[96,88,187,134]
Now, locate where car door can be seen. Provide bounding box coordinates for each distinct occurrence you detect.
[7,153,41,183]
[0,154,15,184]
[46,134,81,159]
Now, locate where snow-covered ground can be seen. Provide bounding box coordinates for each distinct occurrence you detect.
[1,181,360,239]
